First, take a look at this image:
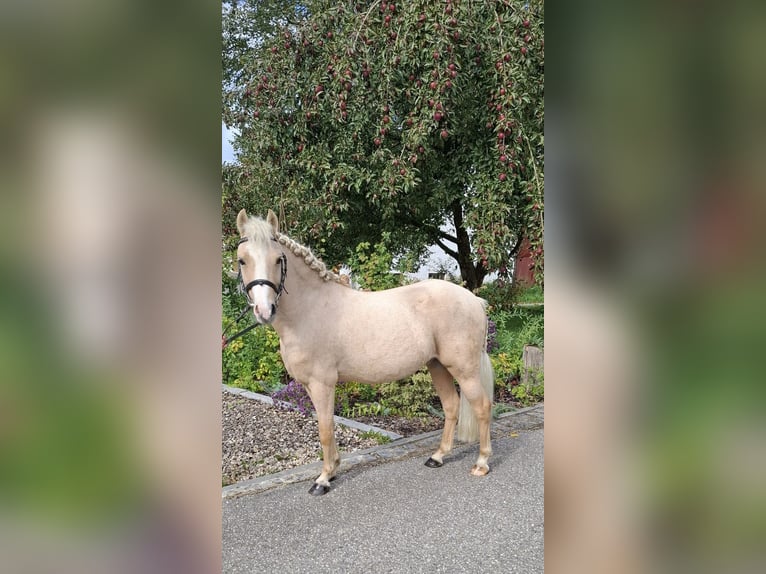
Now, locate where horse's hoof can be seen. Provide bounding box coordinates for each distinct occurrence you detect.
[470,464,490,476]
[424,457,443,468]
[308,482,330,496]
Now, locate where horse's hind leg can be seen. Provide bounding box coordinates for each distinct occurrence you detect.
[424,359,459,468]
[304,380,340,495]
[460,377,493,476]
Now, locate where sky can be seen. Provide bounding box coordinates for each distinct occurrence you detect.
[222,123,236,163]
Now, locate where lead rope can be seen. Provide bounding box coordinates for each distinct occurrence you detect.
[221,303,260,349]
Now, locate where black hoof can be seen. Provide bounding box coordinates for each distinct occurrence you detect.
[424,457,443,468]
[308,482,330,496]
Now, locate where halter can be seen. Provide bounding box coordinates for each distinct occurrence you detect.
[221,236,288,349]
[237,236,289,309]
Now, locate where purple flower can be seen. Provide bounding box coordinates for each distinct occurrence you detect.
[272,379,314,417]
[486,318,499,353]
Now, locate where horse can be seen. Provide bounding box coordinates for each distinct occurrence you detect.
[234,209,494,495]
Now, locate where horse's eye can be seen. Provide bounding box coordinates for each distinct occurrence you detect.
[238,258,245,266]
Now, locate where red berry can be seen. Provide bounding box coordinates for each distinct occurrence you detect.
[499,154,507,163]
[374,137,381,146]
[383,115,390,124]
[523,19,530,28]
[499,173,507,182]
[433,112,443,122]
[521,46,528,55]
[440,129,448,139]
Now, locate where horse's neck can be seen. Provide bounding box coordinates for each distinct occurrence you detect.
[272,251,344,336]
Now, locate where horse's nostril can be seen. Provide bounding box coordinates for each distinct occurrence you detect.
[270,304,276,316]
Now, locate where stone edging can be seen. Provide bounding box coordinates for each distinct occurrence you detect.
[222,399,544,500]
[222,384,404,440]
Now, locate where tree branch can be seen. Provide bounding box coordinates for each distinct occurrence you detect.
[436,229,458,244]
[435,238,459,260]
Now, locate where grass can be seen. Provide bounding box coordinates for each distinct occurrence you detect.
[515,284,544,305]
[358,430,392,444]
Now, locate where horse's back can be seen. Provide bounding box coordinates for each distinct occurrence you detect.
[341,279,486,359]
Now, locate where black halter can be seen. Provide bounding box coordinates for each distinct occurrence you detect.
[237,236,288,308]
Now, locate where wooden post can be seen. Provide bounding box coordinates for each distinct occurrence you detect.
[521,345,544,387]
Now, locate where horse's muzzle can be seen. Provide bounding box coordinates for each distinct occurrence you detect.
[254,303,277,324]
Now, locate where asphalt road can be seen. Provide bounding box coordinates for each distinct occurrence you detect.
[222,425,544,573]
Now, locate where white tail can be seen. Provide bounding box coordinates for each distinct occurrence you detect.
[456,351,494,442]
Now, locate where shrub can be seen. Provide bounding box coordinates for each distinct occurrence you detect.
[379,370,438,417]
[477,280,544,313]
[222,321,286,393]
[335,381,378,417]
[490,306,544,403]
[476,279,518,313]
[512,372,545,406]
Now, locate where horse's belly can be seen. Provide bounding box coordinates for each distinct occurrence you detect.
[336,341,431,384]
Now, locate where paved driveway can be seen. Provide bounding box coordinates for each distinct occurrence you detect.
[223,406,544,573]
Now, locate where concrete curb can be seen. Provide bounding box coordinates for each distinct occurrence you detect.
[222,402,544,500]
[222,384,404,440]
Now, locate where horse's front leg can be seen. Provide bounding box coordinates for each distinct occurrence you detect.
[304,379,340,496]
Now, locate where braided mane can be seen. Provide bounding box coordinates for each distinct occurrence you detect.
[275,232,343,283]
[241,216,342,284]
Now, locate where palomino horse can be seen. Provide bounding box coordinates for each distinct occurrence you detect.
[235,209,494,495]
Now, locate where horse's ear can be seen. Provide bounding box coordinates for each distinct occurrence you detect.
[236,209,248,236]
[266,209,279,234]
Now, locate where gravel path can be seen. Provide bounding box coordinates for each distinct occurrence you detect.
[222,393,383,486]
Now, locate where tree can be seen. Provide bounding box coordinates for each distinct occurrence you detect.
[223,0,544,290]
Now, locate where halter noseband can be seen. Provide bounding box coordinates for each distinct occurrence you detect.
[237,236,288,310]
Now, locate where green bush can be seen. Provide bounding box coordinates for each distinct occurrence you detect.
[335,381,379,416]
[477,280,544,312]
[490,306,544,403]
[379,370,438,417]
[477,280,518,313]
[512,372,545,406]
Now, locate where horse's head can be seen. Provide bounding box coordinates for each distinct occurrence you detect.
[235,208,287,324]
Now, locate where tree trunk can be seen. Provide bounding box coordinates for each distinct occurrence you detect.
[451,200,487,291]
